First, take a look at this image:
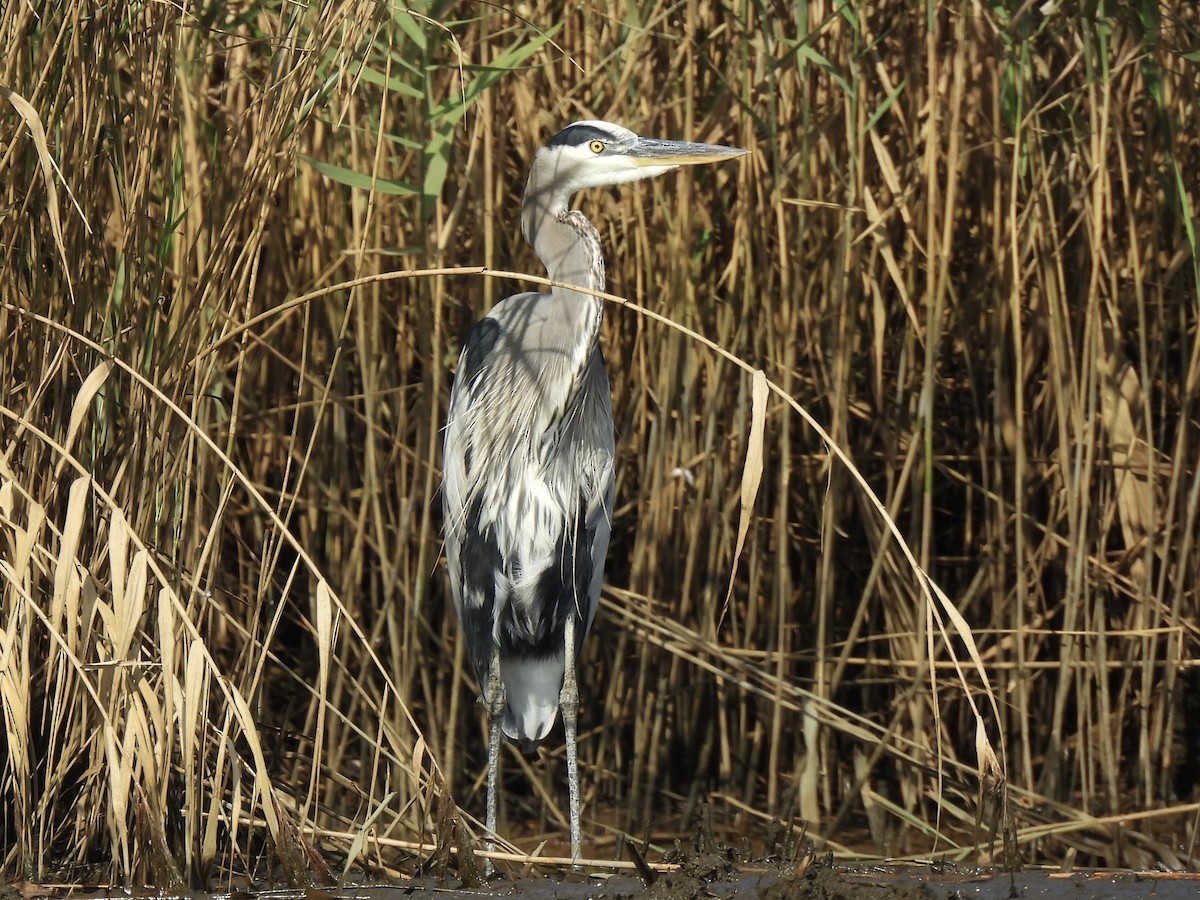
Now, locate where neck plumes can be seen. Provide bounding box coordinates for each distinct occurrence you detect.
[519,177,608,396]
[521,181,607,306]
[518,159,609,405]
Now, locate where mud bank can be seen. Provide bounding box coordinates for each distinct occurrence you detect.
[325,864,1200,900]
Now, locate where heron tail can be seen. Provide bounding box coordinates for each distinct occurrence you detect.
[498,653,564,752]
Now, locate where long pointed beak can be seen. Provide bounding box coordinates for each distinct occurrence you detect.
[627,136,748,167]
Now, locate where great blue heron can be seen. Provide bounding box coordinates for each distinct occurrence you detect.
[442,119,745,864]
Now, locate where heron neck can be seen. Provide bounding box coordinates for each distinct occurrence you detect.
[521,193,607,303]
[518,190,607,407]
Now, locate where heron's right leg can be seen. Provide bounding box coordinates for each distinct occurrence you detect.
[485,651,505,875]
[560,613,581,866]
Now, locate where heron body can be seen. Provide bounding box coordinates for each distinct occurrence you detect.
[442,120,745,865]
[444,291,613,750]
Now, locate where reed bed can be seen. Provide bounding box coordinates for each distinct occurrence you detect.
[1,0,1198,885]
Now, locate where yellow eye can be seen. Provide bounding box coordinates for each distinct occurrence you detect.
[588,140,605,154]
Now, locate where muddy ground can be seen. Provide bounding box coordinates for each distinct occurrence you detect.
[328,864,1200,900]
[8,862,1200,900]
[7,836,1200,900]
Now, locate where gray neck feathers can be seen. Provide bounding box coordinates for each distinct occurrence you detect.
[521,165,607,381]
[521,196,607,298]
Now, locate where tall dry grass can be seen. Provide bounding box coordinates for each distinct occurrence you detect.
[1,0,1198,885]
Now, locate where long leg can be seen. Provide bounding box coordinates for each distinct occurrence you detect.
[561,612,581,865]
[485,651,505,875]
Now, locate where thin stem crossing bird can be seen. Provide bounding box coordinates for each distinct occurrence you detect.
[441,119,746,866]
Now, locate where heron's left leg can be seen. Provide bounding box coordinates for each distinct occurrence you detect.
[485,650,505,874]
[560,612,581,864]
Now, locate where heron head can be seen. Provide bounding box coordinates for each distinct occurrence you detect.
[527,119,747,201]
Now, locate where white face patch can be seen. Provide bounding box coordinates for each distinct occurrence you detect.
[533,122,679,198]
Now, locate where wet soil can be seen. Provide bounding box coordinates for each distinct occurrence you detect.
[332,864,1200,900]
[8,863,1200,900]
[328,868,1200,900]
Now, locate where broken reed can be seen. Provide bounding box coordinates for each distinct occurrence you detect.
[1,0,1198,884]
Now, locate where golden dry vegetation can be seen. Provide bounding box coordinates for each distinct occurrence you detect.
[1,0,1199,886]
